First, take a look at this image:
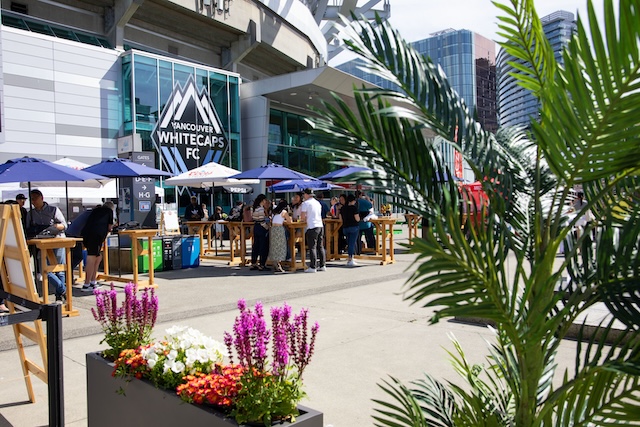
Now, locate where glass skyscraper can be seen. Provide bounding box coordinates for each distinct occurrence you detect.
[336,29,497,180]
[497,11,577,128]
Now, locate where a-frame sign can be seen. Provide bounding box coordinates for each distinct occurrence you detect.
[0,204,48,402]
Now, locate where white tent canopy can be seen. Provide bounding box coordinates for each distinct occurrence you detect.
[165,161,259,188]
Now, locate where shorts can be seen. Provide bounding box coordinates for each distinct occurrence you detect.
[83,233,107,256]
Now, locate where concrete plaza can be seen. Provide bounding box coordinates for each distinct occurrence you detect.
[0,225,616,426]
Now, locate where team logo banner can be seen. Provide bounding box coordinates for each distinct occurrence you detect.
[152,75,228,175]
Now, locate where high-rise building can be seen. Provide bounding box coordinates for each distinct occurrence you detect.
[497,10,576,128]
[336,29,497,181]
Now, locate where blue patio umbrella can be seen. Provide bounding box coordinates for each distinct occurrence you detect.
[83,158,173,178]
[317,166,374,181]
[0,156,109,222]
[0,157,108,184]
[268,178,342,193]
[229,163,314,181]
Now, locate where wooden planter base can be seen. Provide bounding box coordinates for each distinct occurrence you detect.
[86,352,323,427]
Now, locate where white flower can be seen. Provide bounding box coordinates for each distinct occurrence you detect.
[185,348,198,367]
[167,349,178,361]
[165,325,187,336]
[196,348,210,364]
[147,359,157,369]
[171,360,185,374]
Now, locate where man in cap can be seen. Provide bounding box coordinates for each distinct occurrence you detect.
[15,193,28,229]
[26,189,68,304]
[300,188,326,273]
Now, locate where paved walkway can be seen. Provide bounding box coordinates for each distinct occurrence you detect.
[0,226,621,426]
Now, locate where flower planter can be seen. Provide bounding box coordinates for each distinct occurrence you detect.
[86,352,323,427]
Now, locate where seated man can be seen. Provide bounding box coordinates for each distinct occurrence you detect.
[183,196,205,234]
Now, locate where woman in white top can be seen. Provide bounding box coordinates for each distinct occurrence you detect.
[268,200,291,273]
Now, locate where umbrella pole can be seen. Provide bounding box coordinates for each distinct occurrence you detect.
[65,182,69,223]
[116,178,122,278]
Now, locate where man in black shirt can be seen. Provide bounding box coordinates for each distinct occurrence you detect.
[81,201,114,292]
[184,196,204,221]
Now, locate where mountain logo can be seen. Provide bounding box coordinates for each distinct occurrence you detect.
[151,75,228,174]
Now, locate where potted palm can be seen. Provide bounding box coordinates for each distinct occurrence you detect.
[310,0,640,425]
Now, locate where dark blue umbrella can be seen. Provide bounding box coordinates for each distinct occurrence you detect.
[317,166,374,181]
[83,158,173,178]
[0,157,108,184]
[268,178,342,192]
[229,163,314,181]
[0,156,110,219]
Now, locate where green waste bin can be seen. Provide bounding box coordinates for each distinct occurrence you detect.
[134,237,164,273]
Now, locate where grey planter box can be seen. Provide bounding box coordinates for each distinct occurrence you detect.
[86,352,323,427]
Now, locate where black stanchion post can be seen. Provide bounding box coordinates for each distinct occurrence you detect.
[44,303,64,427]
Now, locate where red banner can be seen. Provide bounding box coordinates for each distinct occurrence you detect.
[454,150,463,179]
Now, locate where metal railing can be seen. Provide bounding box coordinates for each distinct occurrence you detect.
[0,290,64,427]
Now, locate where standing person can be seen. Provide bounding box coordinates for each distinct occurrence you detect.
[250,194,270,271]
[340,194,361,266]
[268,200,291,273]
[26,189,67,303]
[212,206,227,247]
[81,201,115,292]
[201,203,209,221]
[229,200,244,221]
[357,191,376,252]
[16,193,28,229]
[290,192,304,221]
[317,191,330,218]
[334,194,347,253]
[301,188,326,272]
[66,204,100,271]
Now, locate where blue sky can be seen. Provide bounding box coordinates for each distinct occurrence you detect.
[387,0,603,43]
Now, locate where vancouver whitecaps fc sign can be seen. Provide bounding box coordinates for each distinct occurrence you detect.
[152,75,228,175]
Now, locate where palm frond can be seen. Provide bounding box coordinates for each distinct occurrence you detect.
[532,0,640,187]
[372,376,430,427]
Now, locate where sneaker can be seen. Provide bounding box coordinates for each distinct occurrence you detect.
[304,267,317,273]
[317,266,327,272]
[347,259,357,267]
[81,284,97,292]
[55,295,66,304]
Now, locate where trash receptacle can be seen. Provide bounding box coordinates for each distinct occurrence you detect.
[181,236,200,268]
[134,237,164,273]
[163,236,183,270]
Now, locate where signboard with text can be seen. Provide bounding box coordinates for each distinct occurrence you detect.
[151,75,228,175]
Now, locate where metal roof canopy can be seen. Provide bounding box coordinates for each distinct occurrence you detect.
[241,66,378,115]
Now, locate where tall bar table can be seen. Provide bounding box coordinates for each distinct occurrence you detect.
[323,218,343,261]
[283,221,307,272]
[28,237,82,317]
[404,213,422,244]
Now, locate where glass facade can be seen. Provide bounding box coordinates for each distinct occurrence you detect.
[267,109,333,177]
[497,11,576,128]
[122,51,241,210]
[122,51,241,171]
